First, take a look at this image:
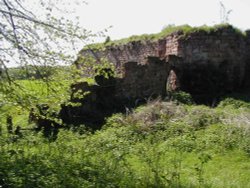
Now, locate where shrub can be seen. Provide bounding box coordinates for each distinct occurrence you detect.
[218,97,250,109]
[171,91,194,105]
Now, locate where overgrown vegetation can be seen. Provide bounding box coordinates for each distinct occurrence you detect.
[84,24,245,51]
[0,4,249,185]
[0,0,100,123]
[0,86,250,187]
[4,66,71,80]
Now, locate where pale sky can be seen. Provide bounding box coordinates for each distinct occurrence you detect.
[74,0,250,42]
[4,0,250,67]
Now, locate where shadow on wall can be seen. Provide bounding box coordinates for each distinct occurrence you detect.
[60,56,177,129]
[58,54,249,129]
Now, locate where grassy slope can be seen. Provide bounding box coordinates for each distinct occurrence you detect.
[1,97,250,187]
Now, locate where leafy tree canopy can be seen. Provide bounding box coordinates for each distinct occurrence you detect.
[0,0,103,109]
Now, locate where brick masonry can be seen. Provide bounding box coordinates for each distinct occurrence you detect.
[79,26,250,100]
[60,26,250,128]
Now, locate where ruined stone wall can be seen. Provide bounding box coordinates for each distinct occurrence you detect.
[80,40,160,70]
[165,33,180,56]
[246,31,250,55]
[178,29,245,63]
[244,31,250,87]
[79,26,250,102]
[61,26,250,128]
[115,57,169,100]
[176,28,247,92]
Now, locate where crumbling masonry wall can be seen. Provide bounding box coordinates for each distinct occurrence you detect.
[244,30,250,87]
[80,26,250,99]
[60,26,250,128]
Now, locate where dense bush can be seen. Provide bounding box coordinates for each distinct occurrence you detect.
[218,97,250,109]
[0,100,250,187]
[171,91,194,105]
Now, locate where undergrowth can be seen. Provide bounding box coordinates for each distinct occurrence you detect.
[0,97,250,187]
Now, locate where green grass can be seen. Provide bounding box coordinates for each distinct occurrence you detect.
[0,79,71,129]
[0,97,250,187]
[83,24,245,51]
